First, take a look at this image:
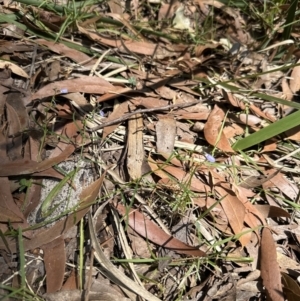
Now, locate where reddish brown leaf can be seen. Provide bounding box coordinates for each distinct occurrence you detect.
[115,203,206,257]
[260,228,284,301]
[42,236,66,293]
[215,186,245,239]
[30,76,119,101]
[203,105,234,153]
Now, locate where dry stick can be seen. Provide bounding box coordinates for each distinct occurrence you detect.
[89,100,206,132]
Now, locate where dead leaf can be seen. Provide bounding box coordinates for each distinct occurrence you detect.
[77,24,187,59]
[0,144,75,176]
[269,169,299,201]
[215,186,245,240]
[260,228,284,301]
[115,203,206,257]
[30,76,118,101]
[204,105,235,153]
[156,116,176,156]
[289,58,300,94]
[102,101,129,139]
[42,236,66,293]
[281,273,300,301]
[127,113,144,179]
[255,205,290,219]
[0,60,29,78]
[36,40,90,64]
[0,177,24,222]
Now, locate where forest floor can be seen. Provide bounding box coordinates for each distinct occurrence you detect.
[0,1,300,301]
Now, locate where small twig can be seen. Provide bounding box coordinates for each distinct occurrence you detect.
[88,100,205,132]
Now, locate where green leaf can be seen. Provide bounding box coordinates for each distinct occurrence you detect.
[233,109,300,151]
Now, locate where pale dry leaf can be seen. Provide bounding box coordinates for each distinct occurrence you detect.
[0,60,29,78]
[127,113,144,179]
[156,116,176,155]
[289,58,300,94]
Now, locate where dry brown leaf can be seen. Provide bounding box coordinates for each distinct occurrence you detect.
[36,40,91,63]
[0,144,75,176]
[130,97,168,109]
[127,113,144,179]
[281,77,294,101]
[42,236,66,293]
[215,186,245,240]
[284,124,300,141]
[61,270,79,291]
[223,123,244,138]
[30,76,117,101]
[249,103,277,122]
[269,169,299,201]
[172,111,210,120]
[156,116,176,156]
[162,165,210,192]
[281,272,300,301]
[203,104,235,153]
[0,177,24,222]
[0,59,29,78]
[255,205,290,219]
[289,58,300,94]
[102,101,129,139]
[115,203,206,257]
[77,24,187,59]
[260,228,284,301]
[108,0,123,14]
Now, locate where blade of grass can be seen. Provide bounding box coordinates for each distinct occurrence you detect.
[233,109,300,151]
[282,0,299,41]
[40,169,77,218]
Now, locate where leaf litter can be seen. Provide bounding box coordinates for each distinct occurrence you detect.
[0,0,300,300]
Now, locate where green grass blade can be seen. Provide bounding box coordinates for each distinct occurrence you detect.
[40,169,77,217]
[233,109,300,151]
[282,0,299,40]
